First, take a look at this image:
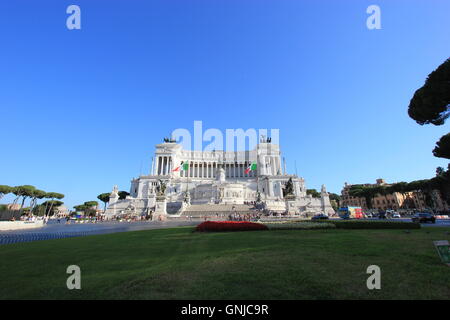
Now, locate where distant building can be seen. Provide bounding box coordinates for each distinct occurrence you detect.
[54,205,69,217]
[340,178,449,212]
[6,203,22,211]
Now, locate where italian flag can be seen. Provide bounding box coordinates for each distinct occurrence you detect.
[245,162,257,174]
[173,161,189,172]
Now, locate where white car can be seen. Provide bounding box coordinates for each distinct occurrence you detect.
[392,212,401,218]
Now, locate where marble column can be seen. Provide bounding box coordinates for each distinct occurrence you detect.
[165,157,169,175]
[162,157,166,175]
[272,156,276,176]
[151,158,154,175]
[158,156,162,175]
[167,157,173,174]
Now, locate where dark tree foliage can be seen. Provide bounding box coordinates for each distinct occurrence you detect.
[97,193,110,202]
[97,193,110,212]
[118,191,130,200]
[0,185,12,198]
[34,200,64,216]
[329,193,341,202]
[433,132,450,159]
[408,58,450,126]
[74,201,98,217]
[306,189,321,198]
[84,201,98,208]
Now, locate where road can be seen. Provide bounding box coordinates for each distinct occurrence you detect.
[393,218,450,227]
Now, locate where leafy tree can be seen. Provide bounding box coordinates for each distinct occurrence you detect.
[28,189,46,215]
[10,185,29,206]
[84,201,98,208]
[37,200,63,216]
[408,58,450,125]
[433,133,450,159]
[41,192,52,216]
[0,185,12,200]
[328,193,341,210]
[73,204,87,212]
[11,185,36,214]
[408,58,450,159]
[431,165,450,205]
[97,193,110,213]
[436,167,445,176]
[118,191,130,200]
[74,201,99,217]
[46,192,65,216]
[306,189,320,198]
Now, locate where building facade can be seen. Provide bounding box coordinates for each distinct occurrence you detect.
[105,139,335,218]
[341,178,449,212]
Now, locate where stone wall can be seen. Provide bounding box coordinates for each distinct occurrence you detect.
[0,220,44,231]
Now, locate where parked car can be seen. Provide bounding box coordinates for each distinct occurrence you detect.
[412,213,436,223]
[312,213,329,220]
[391,212,401,218]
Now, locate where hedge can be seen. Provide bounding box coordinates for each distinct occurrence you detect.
[263,222,336,230]
[305,219,421,230]
[196,221,268,232]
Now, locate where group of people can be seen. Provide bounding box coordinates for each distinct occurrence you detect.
[228,212,261,221]
[10,215,50,223]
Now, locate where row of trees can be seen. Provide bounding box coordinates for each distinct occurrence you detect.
[72,191,129,216]
[348,166,450,209]
[0,184,65,216]
[73,201,99,217]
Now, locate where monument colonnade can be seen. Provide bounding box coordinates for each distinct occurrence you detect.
[152,155,282,178]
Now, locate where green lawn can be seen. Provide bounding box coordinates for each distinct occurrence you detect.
[1,227,450,299]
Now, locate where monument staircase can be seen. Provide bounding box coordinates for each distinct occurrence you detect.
[180,203,258,217]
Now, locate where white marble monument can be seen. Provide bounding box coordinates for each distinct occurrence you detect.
[105,137,335,218]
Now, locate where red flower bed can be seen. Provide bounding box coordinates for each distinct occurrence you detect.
[196,221,268,232]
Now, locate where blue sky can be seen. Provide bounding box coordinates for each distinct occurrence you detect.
[1,0,449,209]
